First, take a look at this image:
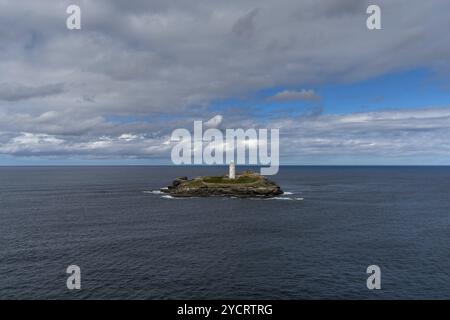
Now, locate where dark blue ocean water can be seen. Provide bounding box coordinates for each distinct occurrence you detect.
[0,166,449,299]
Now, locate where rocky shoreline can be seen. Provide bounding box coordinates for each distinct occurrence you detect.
[161,171,283,198]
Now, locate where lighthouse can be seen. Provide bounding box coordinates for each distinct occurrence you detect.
[229,161,236,179]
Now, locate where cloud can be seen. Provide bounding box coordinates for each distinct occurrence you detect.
[272,106,450,163]
[0,1,450,163]
[2,107,450,164]
[231,8,259,39]
[269,89,321,102]
[1,0,448,116]
[0,110,109,136]
[0,82,64,101]
[0,131,172,158]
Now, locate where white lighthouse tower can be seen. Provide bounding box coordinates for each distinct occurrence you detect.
[229,161,236,180]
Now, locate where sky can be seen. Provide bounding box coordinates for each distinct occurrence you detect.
[1,0,450,165]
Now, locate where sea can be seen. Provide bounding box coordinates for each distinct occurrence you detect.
[0,166,449,299]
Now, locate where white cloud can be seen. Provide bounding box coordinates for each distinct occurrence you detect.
[1,107,450,164]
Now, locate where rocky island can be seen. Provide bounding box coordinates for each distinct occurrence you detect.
[162,162,283,198]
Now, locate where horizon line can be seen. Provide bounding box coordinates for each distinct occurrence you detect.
[1,164,450,167]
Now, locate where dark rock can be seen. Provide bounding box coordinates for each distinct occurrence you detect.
[172,176,188,187]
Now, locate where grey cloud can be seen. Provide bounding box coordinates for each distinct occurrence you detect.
[317,0,369,18]
[1,0,449,115]
[269,89,321,102]
[0,0,450,163]
[0,82,64,101]
[231,8,259,39]
[0,109,109,136]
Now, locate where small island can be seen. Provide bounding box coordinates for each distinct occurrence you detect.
[162,162,283,198]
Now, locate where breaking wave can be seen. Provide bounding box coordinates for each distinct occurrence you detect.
[268,197,304,201]
[143,190,164,195]
[144,189,303,201]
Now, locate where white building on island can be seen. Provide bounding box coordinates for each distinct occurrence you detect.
[229,161,235,179]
